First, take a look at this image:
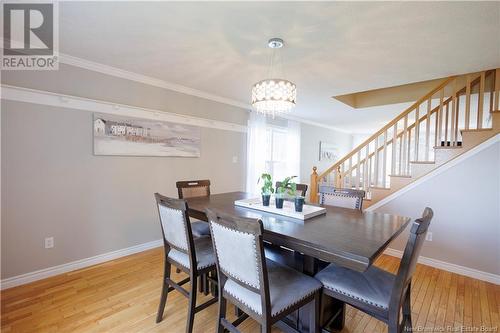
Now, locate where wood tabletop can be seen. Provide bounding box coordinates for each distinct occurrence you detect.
[185,192,411,272]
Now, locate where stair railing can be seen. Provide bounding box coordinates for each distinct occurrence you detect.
[310,68,499,203]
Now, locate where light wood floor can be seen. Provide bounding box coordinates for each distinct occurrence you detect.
[1,247,499,333]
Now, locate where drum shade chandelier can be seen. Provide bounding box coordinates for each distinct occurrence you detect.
[251,38,296,117]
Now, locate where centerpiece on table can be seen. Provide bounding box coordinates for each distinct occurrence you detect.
[258,173,274,206]
[275,175,303,211]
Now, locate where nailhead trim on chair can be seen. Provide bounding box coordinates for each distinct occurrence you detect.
[321,193,362,209]
[225,284,319,317]
[210,223,260,289]
[168,250,215,270]
[323,285,388,309]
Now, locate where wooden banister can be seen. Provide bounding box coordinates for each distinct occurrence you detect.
[311,69,498,204]
[317,76,457,179]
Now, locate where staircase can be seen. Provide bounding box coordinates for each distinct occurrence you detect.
[310,68,500,209]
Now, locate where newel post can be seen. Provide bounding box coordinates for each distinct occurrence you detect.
[310,166,319,203]
[335,165,342,188]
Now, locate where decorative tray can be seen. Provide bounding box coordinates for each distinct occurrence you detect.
[234,197,326,220]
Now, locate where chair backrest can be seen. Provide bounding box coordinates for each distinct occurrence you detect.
[275,181,308,197]
[154,193,196,266]
[390,207,433,311]
[176,180,211,199]
[318,185,365,210]
[206,209,270,313]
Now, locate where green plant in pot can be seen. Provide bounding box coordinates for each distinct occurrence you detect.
[275,176,297,209]
[258,173,274,206]
[288,182,305,212]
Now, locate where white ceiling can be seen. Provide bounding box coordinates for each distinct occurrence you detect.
[59,1,500,133]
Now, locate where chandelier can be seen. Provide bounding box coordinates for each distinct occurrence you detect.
[251,38,296,117]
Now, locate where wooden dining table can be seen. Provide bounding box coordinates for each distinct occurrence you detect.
[185,191,411,332]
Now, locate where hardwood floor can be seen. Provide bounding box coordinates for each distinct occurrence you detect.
[1,247,498,333]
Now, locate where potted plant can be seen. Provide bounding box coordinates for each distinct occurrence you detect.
[258,173,274,206]
[288,183,305,213]
[275,176,297,209]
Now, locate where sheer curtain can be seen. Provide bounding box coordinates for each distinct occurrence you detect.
[246,113,268,195]
[246,114,302,194]
[285,119,301,181]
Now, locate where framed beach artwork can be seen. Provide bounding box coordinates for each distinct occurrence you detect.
[93,113,201,157]
[319,141,339,161]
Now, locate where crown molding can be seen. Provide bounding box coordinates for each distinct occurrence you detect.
[58,53,252,110]
[1,84,247,133]
[59,53,353,134]
[0,38,353,135]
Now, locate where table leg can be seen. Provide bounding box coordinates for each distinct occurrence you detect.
[299,255,345,333]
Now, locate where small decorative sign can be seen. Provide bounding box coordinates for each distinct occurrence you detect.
[319,141,339,161]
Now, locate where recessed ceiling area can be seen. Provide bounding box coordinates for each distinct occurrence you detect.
[334,77,447,109]
[58,1,500,133]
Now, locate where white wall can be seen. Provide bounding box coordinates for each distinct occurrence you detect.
[300,124,353,185]
[374,138,500,276]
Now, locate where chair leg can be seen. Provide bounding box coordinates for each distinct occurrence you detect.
[403,286,412,332]
[261,324,271,333]
[216,295,227,333]
[309,293,320,333]
[203,273,210,295]
[186,275,198,333]
[156,262,171,323]
[198,275,204,293]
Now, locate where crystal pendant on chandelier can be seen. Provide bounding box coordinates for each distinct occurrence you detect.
[251,38,297,117]
[251,79,297,117]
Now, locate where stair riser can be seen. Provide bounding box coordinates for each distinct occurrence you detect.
[434,149,462,165]
[492,112,500,130]
[370,188,391,202]
[411,164,435,178]
[461,130,497,149]
[388,177,412,191]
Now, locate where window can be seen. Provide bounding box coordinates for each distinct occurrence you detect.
[265,127,288,183]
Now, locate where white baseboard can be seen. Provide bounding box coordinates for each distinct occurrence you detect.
[0,239,163,290]
[384,248,500,285]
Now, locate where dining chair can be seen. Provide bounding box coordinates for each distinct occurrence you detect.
[318,185,365,210]
[176,180,213,293]
[315,207,434,333]
[176,179,211,237]
[276,181,308,197]
[154,193,218,333]
[206,208,322,333]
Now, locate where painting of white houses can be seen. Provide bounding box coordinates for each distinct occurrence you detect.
[93,114,201,157]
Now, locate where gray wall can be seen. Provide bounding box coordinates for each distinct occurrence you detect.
[300,123,353,185]
[1,65,250,279]
[375,140,500,275]
[1,101,246,279]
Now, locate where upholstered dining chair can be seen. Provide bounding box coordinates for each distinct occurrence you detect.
[176,179,211,238]
[318,185,365,210]
[315,207,434,333]
[154,193,218,333]
[276,181,308,197]
[176,180,213,293]
[206,209,322,333]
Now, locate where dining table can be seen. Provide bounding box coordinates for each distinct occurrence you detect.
[185,191,411,333]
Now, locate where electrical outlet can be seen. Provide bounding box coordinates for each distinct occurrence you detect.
[45,237,54,249]
[232,156,238,163]
[425,232,432,241]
